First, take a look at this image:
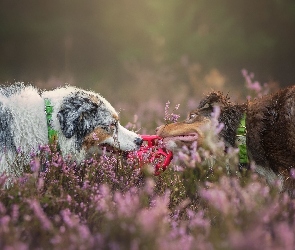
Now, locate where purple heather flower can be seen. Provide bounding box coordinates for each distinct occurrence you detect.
[78,224,92,241]
[29,199,53,230]
[60,209,78,229]
[0,174,8,188]
[0,202,7,214]
[16,146,22,154]
[38,144,50,152]
[274,222,295,249]
[59,225,66,233]
[0,215,11,233]
[165,101,180,123]
[30,158,40,172]
[92,132,99,141]
[242,69,269,97]
[11,204,19,222]
[211,106,224,135]
[50,235,62,245]
[37,176,44,190]
[200,187,230,215]
[144,177,155,195]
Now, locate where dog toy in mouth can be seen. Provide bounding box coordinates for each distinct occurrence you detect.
[128,135,173,175]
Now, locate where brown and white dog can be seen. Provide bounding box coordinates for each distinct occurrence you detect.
[157,87,295,195]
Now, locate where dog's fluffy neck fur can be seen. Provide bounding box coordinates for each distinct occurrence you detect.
[219,88,295,193]
[218,103,247,147]
[208,96,282,189]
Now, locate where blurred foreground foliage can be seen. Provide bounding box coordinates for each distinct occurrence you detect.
[0,130,292,249]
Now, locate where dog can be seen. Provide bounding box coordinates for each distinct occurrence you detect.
[157,87,295,196]
[0,83,142,177]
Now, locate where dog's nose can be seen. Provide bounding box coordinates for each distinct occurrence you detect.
[134,137,143,146]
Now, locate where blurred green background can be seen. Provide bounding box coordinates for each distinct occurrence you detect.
[1,0,295,102]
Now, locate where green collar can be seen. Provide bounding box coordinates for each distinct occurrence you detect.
[236,114,249,164]
[44,99,59,145]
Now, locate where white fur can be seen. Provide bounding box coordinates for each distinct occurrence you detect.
[254,164,283,190]
[0,86,48,176]
[104,123,141,151]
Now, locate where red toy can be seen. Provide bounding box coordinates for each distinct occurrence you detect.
[128,135,173,175]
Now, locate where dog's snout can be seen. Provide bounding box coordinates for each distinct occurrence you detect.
[134,137,143,146]
[156,125,164,135]
[155,126,160,133]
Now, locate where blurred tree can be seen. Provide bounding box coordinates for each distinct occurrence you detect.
[147,0,295,84]
[0,0,295,85]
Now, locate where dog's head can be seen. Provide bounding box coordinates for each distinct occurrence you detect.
[57,90,142,152]
[156,92,232,150]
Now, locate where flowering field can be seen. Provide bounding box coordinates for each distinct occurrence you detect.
[1,72,295,250]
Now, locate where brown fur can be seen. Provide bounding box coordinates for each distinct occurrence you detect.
[83,127,111,149]
[158,119,208,145]
[157,87,295,196]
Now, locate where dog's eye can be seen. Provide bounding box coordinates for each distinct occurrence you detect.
[201,103,211,109]
[189,113,197,120]
[110,122,117,130]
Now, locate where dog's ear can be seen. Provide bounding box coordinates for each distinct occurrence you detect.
[198,91,230,109]
[57,93,115,149]
[57,94,101,139]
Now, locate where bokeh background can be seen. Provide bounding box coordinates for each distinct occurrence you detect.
[1,0,295,122]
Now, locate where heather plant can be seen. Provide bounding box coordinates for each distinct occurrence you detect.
[171,106,240,201]
[164,101,180,124]
[242,69,270,98]
[1,73,295,249]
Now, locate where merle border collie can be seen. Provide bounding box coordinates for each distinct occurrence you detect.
[0,83,142,177]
